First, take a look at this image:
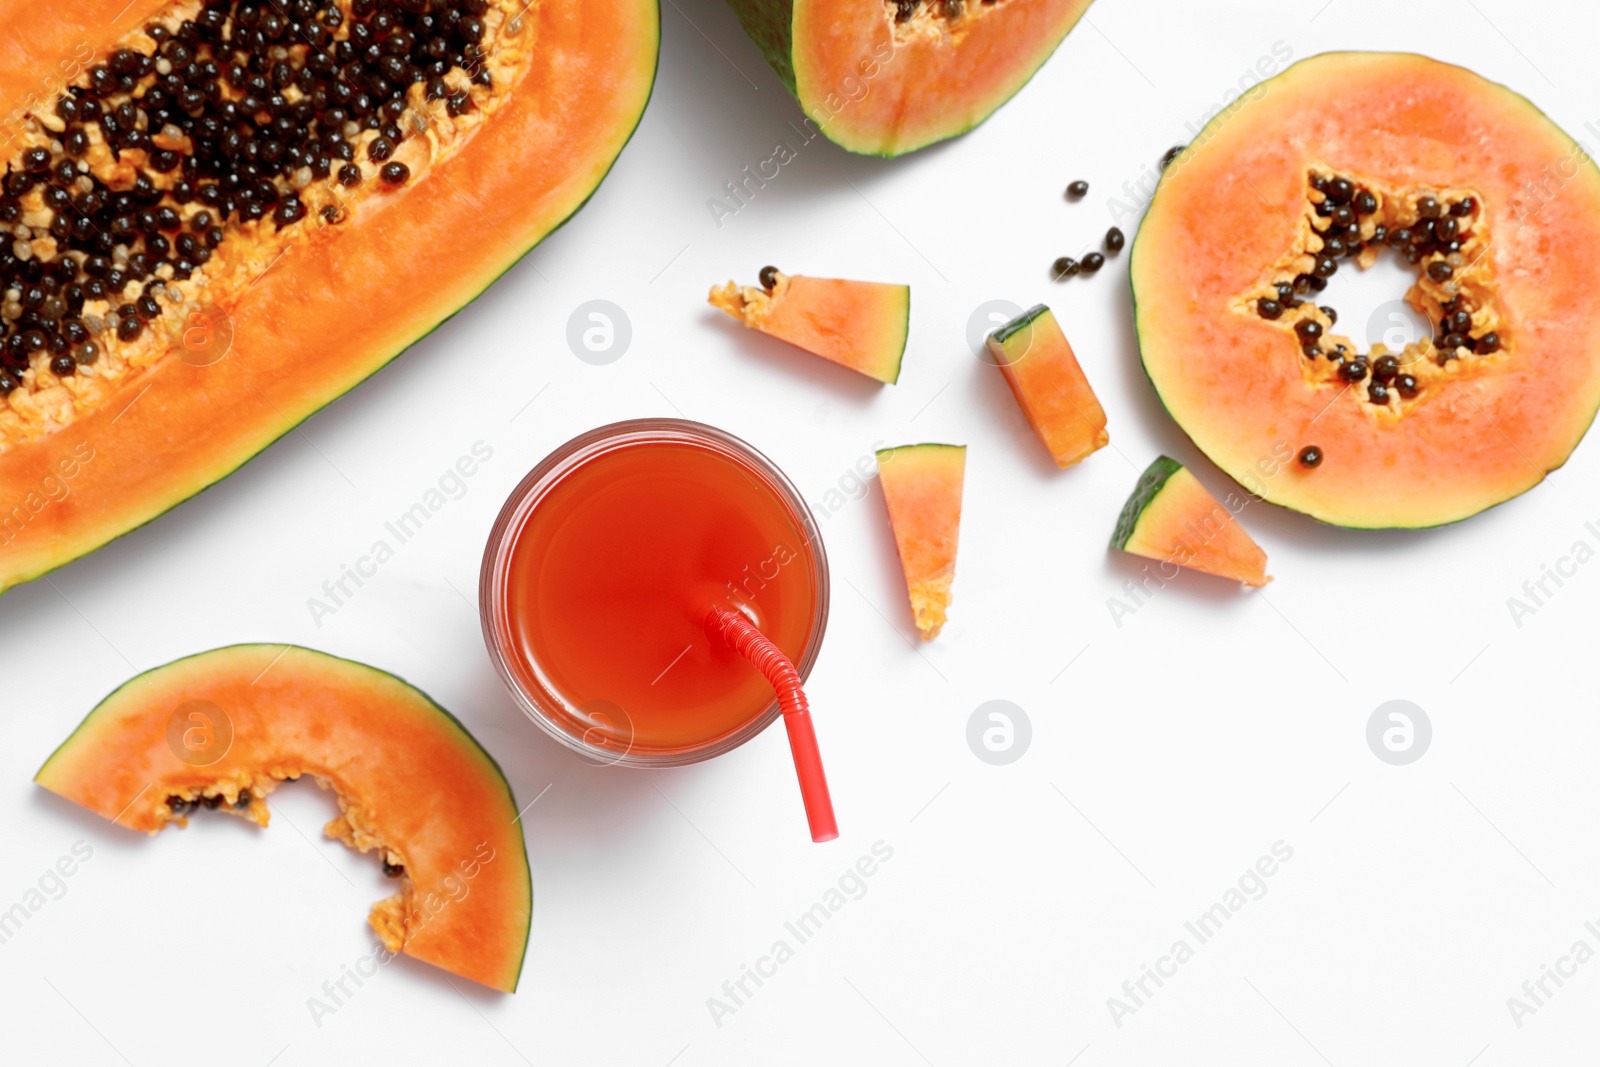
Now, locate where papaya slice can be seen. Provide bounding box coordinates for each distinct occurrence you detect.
[35,644,532,993]
[1132,53,1600,528]
[0,0,659,595]
[876,443,965,639]
[1111,456,1270,588]
[710,268,909,384]
[724,0,1093,156]
[986,304,1109,468]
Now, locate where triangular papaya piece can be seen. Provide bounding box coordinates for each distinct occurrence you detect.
[986,304,1109,468]
[710,269,909,384]
[876,443,965,639]
[1111,457,1271,587]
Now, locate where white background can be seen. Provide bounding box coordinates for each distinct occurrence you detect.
[5,0,1600,1063]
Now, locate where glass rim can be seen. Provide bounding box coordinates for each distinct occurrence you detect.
[478,418,830,768]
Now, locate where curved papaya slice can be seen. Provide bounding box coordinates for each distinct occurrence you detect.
[35,644,532,993]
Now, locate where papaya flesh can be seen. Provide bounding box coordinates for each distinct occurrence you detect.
[1132,52,1600,528]
[986,303,1109,468]
[723,0,1093,156]
[876,442,965,639]
[1112,456,1270,588]
[0,0,659,595]
[710,269,909,384]
[35,644,533,993]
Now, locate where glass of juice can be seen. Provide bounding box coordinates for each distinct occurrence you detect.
[479,419,829,768]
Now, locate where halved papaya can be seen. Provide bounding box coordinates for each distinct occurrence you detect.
[876,442,964,639]
[986,303,1108,468]
[35,644,532,993]
[1132,52,1600,528]
[724,0,1093,156]
[710,268,908,384]
[1112,456,1269,588]
[0,0,659,595]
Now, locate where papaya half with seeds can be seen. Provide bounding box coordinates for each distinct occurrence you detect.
[0,0,658,594]
[723,0,1093,157]
[1132,52,1600,529]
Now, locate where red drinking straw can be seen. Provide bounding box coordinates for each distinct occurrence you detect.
[706,606,838,843]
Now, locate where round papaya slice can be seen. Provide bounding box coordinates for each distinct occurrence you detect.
[724,0,1092,156]
[0,0,658,595]
[1132,53,1600,528]
[35,644,532,993]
